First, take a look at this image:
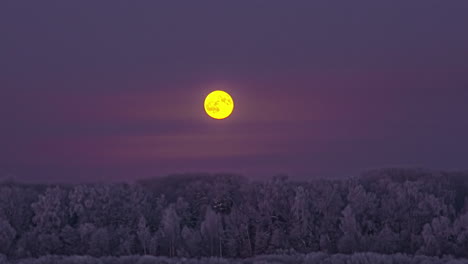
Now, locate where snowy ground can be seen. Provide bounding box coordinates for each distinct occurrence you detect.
[2,253,468,264]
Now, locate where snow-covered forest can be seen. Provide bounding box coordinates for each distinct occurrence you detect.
[1,169,468,262]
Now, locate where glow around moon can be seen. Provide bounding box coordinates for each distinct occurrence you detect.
[204,90,234,119]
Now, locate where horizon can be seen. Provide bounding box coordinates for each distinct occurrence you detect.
[1,167,467,185]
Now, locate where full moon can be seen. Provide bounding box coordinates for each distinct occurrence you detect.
[204,90,234,120]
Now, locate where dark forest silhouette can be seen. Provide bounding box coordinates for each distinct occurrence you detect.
[1,168,468,263]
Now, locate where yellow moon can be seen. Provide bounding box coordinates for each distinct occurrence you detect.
[204,90,234,119]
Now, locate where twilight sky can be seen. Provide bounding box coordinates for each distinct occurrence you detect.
[1,1,468,182]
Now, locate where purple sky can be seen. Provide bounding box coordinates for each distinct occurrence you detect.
[1,1,468,182]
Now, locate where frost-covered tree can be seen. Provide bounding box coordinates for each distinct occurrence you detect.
[77,223,96,254]
[89,227,110,256]
[338,205,362,253]
[419,216,456,256]
[112,225,135,256]
[371,224,399,254]
[181,226,201,257]
[32,186,68,232]
[201,207,223,257]
[0,186,37,238]
[31,186,68,255]
[148,232,159,255]
[290,186,313,252]
[137,216,151,255]
[453,211,468,257]
[224,206,253,257]
[0,219,16,254]
[252,176,293,254]
[310,181,345,253]
[161,204,181,257]
[59,225,80,255]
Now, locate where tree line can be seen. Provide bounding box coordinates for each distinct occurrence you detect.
[0,168,467,258]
